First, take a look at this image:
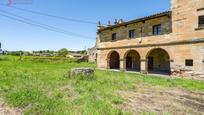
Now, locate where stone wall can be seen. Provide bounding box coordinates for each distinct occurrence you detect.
[99,16,172,42]
[171,0,204,41]
[87,46,97,62]
[97,43,204,78]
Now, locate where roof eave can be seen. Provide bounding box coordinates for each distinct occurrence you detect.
[98,11,171,32]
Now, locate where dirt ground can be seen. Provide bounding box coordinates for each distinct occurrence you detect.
[120,85,204,115]
[0,99,21,115]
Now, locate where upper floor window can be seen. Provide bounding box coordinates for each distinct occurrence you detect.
[153,24,161,35]
[185,59,193,66]
[112,33,116,41]
[199,15,204,27]
[129,30,135,38]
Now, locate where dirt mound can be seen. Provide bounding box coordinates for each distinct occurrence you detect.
[0,99,21,115]
[120,86,204,115]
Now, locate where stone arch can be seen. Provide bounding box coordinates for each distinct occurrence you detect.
[124,50,141,71]
[146,48,171,74]
[107,51,120,69]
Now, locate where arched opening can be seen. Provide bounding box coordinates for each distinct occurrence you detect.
[125,50,140,71]
[108,51,120,69]
[147,48,170,74]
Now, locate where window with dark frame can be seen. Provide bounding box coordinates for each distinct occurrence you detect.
[129,29,135,38]
[185,59,193,66]
[153,24,161,35]
[199,15,204,27]
[112,33,116,41]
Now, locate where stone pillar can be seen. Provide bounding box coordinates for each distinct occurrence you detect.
[140,59,148,74]
[106,59,110,69]
[120,59,125,71]
[123,59,126,71]
[169,59,174,75]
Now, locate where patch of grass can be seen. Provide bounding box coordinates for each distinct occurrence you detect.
[5,89,43,107]
[22,56,76,63]
[0,56,9,61]
[111,95,124,105]
[0,55,203,114]
[141,75,204,91]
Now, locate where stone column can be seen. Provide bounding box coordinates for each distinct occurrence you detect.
[120,59,125,71]
[123,59,126,71]
[169,59,174,75]
[140,59,148,74]
[106,59,110,69]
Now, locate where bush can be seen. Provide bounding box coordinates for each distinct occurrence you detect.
[57,48,69,57]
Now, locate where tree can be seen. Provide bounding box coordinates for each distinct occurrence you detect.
[80,50,87,55]
[58,48,69,57]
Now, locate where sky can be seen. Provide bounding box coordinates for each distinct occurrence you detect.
[0,0,170,51]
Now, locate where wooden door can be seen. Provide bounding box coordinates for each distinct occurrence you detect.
[126,57,132,69]
[148,56,153,71]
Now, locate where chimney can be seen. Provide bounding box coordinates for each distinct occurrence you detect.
[97,21,101,30]
[107,20,111,27]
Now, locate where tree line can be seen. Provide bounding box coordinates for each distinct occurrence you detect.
[2,48,87,57]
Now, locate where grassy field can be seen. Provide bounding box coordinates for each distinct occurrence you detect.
[0,56,203,115]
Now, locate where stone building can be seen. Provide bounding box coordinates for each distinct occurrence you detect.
[87,46,97,62]
[96,0,204,78]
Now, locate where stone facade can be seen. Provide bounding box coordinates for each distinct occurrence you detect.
[96,0,204,79]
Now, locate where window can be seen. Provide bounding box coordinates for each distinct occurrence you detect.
[129,30,135,38]
[199,16,204,27]
[112,33,116,41]
[153,24,161,35]
[185,59,193,66]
